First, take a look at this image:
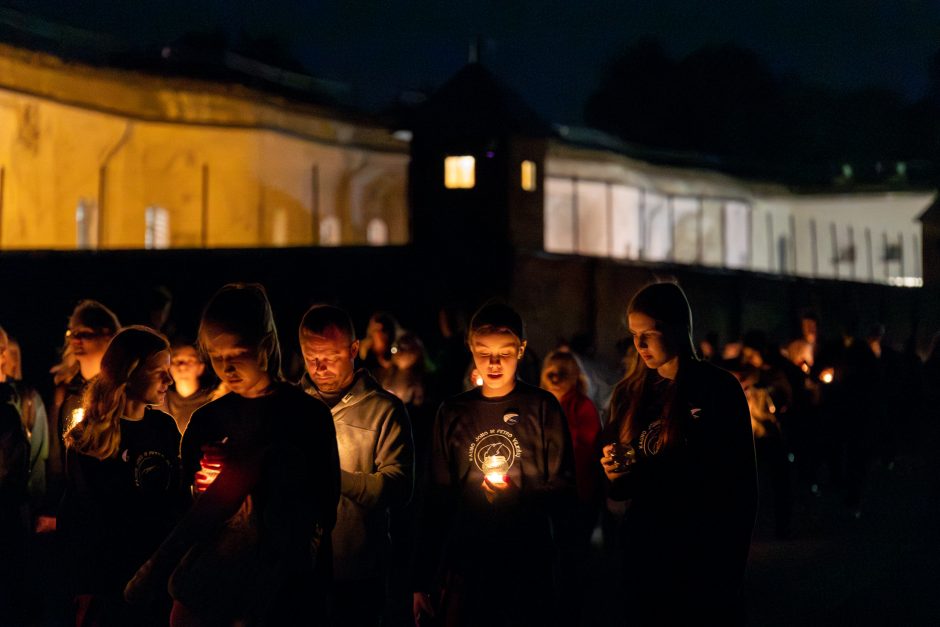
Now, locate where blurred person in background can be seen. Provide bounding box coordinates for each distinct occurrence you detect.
[540,348,602,625]
[162,341,212,434]
[359,311,400,382]
[49,300,120,505]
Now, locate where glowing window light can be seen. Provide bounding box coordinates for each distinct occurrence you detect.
[145,205,170,249]
[366,218,389,246]
[887,276,923,288]
[521,160,537,191]
[444,156,475,189]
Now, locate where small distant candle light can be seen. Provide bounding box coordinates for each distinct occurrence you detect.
[820,368,834,384]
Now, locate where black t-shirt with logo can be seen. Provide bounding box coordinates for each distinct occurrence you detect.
[59,408,182,595]
[415,382,576,589]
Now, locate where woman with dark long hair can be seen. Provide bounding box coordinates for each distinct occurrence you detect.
[125,283,339,626]
[600,282,757,625]
[59,326,181,626]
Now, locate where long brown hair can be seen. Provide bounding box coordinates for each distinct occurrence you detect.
[608,282,698,449]
[66,326,169,460]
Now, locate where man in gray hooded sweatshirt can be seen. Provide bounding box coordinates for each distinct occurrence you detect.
[299,305,414,626]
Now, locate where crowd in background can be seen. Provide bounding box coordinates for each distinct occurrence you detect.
[1,282,939,627]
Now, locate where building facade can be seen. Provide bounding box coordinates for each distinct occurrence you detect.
[0,43,409,250]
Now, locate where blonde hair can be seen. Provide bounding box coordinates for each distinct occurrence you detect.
[198,283,282,380]
[540,350,588,396]
[66,326,168,460]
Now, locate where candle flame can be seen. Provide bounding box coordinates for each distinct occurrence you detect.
[485,472,507,486]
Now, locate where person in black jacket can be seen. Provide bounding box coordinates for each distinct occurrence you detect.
[125,283,340,627]
[59,326,181,626]
[600,282,758,626]
[413,302,576,627]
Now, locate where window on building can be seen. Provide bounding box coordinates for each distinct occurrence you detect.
[320,216,341,246]
[672,197,701,264]
[444,156,475,189]
[610,185,641,259]
[145,205,170,249]
[521,160,537,191]
[366,218,389,245]
[271,208,289,247]
[642,192,670,261]
[76,197,98,250]
[576,180,608,257]
[723,200,750,269]
[544,177,575,253]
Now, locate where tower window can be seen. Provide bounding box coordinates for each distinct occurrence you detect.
[521,160,537,191]
[444,156,475,189]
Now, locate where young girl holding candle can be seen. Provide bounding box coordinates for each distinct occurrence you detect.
[59,325,181,626]
[600,282,758,626]
[125,283,339,627]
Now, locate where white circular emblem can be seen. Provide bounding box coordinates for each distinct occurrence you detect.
[473,433,517,473]
[503,412,519,425]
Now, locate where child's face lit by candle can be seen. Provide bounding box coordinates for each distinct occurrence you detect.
[470,332,524,398]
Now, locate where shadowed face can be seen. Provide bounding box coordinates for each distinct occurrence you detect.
[629,312,678,374]
[300,325,358,394]
[202,326,271,398]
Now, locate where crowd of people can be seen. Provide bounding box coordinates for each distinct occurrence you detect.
[0,280,937,627]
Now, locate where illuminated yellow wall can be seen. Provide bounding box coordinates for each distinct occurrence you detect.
[0,45,408,250]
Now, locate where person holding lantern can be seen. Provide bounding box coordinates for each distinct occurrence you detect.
[413,302,575,627]
[600,282,757,626]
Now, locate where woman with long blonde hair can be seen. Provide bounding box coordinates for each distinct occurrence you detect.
[125,283,339,627]
[599,282,757,626]
[59,326,181,627]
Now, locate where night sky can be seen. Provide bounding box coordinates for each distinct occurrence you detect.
[6,0,940,123]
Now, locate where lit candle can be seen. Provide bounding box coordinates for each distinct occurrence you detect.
[194,437,228,494]
[483,455,509,486]
[820,368,834,384]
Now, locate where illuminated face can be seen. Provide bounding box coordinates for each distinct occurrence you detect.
[470,331,524,398]
[541,361,576,400]
[300,325,358,394]
[801,318,818,345]
[128,350,173,406]
[202,327,271,398]
[628,312,678,373]
[67,319,112,366]
[170,345,205,386]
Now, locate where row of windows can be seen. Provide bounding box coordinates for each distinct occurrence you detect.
[444,156,538,191]
[543,177,751,268]
[74,199,390,248]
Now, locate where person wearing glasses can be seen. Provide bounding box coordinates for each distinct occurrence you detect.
[48,300,121,500]
[299,304,414,626]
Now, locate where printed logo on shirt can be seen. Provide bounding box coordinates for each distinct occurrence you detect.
[469,429,524,476]
[638,420,665,457]
[502,411,519,425]
[134,450,174,493]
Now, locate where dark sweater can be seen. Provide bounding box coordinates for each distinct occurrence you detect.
[415,382,576,591]
[59,408,182,596]
[163,383,340,625]
[606,360,758,625]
